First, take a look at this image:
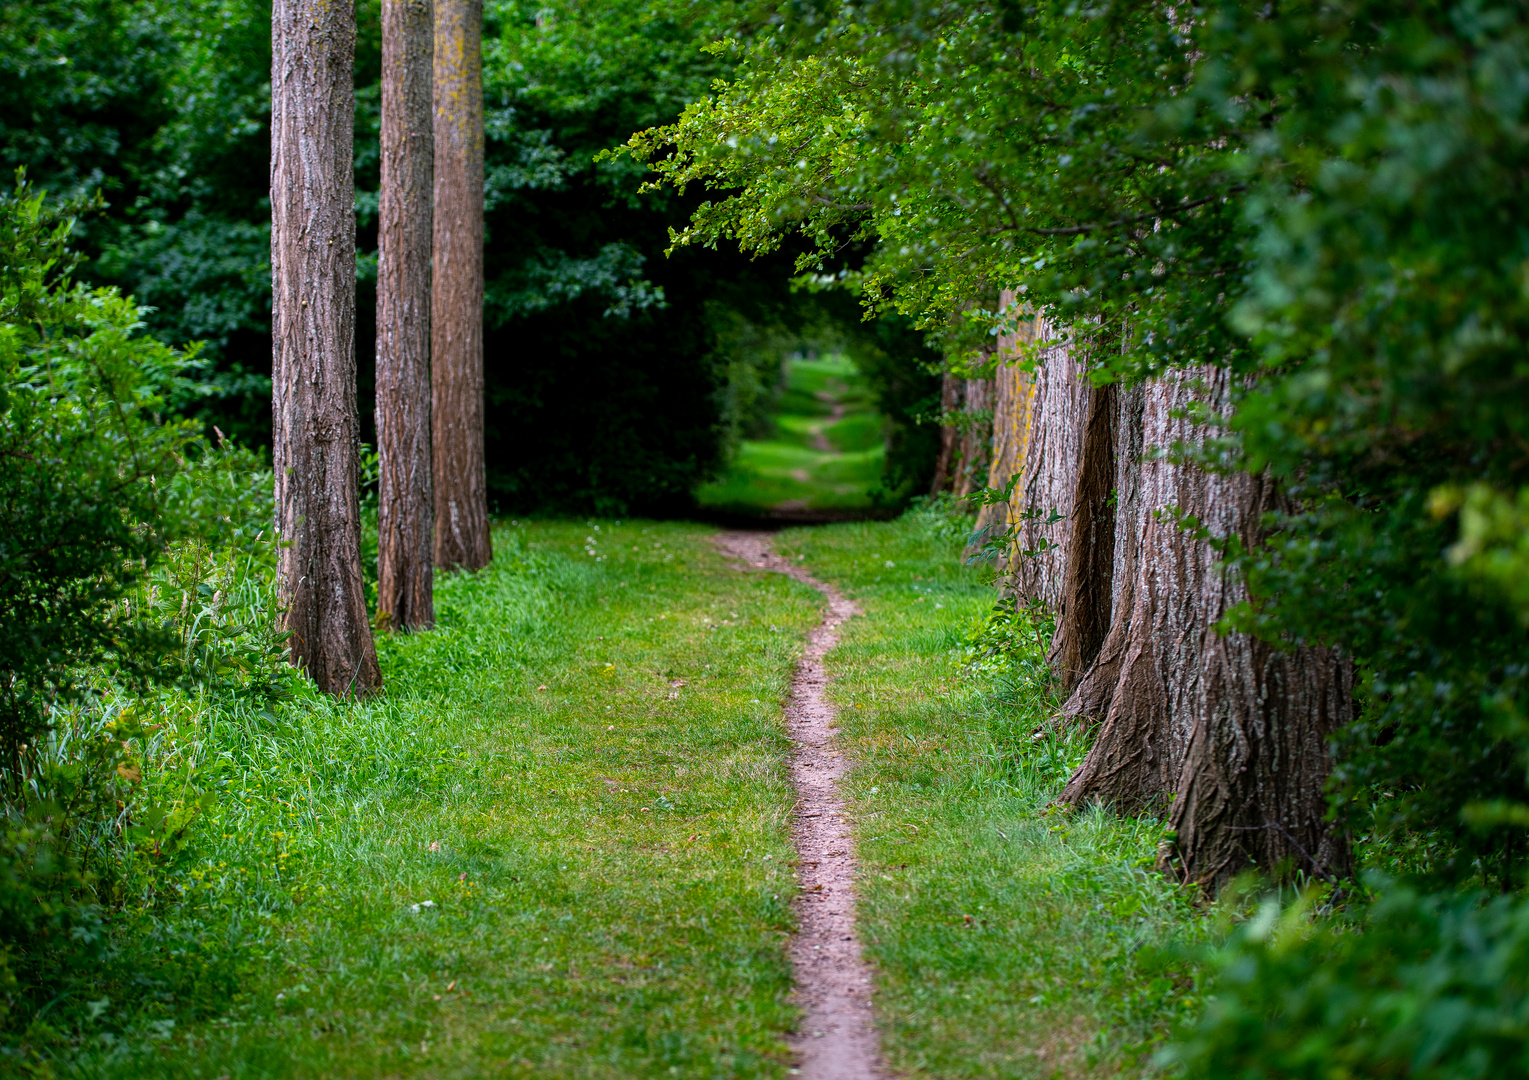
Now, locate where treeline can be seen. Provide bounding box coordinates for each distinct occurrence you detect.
[1,0,939,516]
[629,0,1529,1072]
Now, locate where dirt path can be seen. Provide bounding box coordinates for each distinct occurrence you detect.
[714,532,885,1080]
[807,400,848,453]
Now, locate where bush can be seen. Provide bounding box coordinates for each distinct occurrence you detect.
[1165,880,1529,1079]
[0,172,201,761]
[0,172,286,1040]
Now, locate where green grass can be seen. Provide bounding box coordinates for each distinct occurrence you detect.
[698,354,886,514]
[779,511,1209,1078]
[34,515,1206,1079]
[53,521,824,1079]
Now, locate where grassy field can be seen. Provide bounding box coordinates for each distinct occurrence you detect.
[697,354,886,515]
[39,515,1206,1078]
[61,522,821,1078]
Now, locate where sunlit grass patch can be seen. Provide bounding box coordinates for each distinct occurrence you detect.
[698,354,885,515]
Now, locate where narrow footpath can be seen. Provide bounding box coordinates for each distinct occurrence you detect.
[715,532,885,1080]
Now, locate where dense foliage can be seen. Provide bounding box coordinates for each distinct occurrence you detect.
[0,177,286,1036]
[0,176,196,764]
[1167,881,1529,1078]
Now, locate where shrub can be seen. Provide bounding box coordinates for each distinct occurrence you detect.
[0,172,201,763]
[1165,880,1529,1079]
[0,172,285,1037]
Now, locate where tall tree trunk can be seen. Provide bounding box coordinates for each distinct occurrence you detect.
[1057,382,1147,726]
[431,0,491,571]
[975,289,1037,562]
[1004,321,1089,612]
[1057,366,1351,890]
[1047,380,1117,695]
[929,373,963,495]
[953,375,995,498]
[271,0,381,694]
[981,302,1352,889]
[376,0,435,631]
[983,309,1116,693]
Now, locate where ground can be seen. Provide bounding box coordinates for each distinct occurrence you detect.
[51,514,1203,1078]
[697,354,886,516]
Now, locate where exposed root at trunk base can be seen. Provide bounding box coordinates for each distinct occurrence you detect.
[714,531,886,1080]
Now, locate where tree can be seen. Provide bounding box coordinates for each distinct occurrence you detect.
[9,0,914,518]
[376,0,435,631]
[1047,366,1350,888]
[430,0,490,571]
[979,312,1351,888]
[270,0,381,694]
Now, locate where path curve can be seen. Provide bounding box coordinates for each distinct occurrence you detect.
[714,531,885,1080]
[807,400,848,453]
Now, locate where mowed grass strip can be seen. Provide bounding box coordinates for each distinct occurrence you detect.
[697,354,885,514]
[87,521,821,1079]
[778,512,1208,1080]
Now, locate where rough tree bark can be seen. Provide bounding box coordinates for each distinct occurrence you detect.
[975,291,1036,558]
[1003,318,1089,612]
[1047,379,1117,695]
[375,0,435,631]
[975,294,1352,889]
[1056,367,1351,890]
[929,373,963,495]
[953,375,995,499]
[271,0,382,694]
[431,0,491,571]
[981,308,1116,694]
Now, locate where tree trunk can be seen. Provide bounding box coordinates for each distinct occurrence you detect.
[375,0,435,631]
[1057,382,1147,726]
[979,302,1352,889]
[1057,366,1351,890]
[1004,320,1089,612]
[1046,380,1117,695]
[929,373,963,495]
[980,309,1117,694]
[271,0,382,694]
[953,375,994,499]
[975,289,1037,559]
[431,0,491,571]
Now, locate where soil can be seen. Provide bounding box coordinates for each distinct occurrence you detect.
[807,399,848,454]
[714,531,886,1080]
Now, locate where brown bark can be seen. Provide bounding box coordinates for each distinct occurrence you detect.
[431,0,491,571]
[1005,322,1089,611]
[1047,381,1117,695]
[271,0,381,694]
[1057,382,1147,726]
[974,290,1037,557]
[1170,490,1353,889]
[976,299,1350,889]
[980,306,1116,695]
[953,376,995,498]
[1057,367,1350,890]
[929,373,963,495]
[375,0,435,631]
